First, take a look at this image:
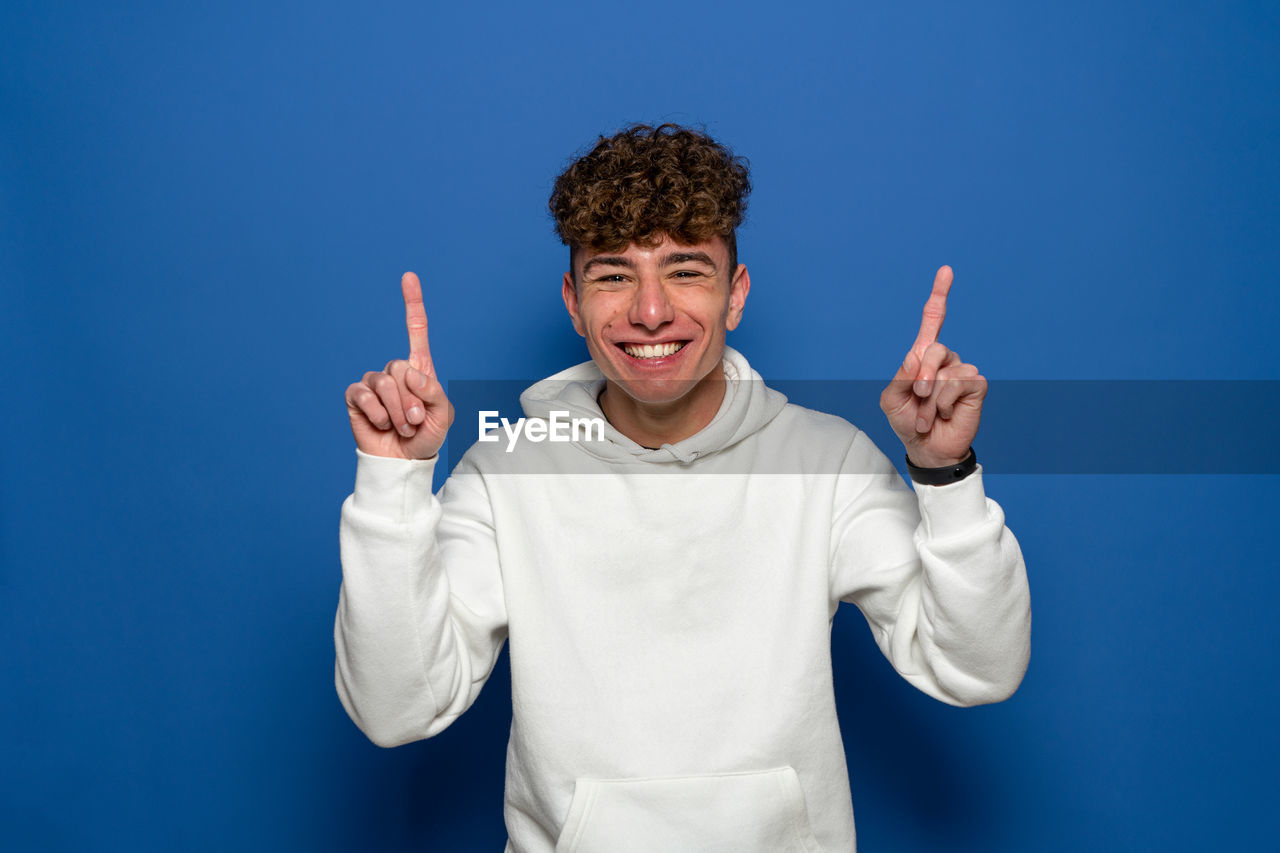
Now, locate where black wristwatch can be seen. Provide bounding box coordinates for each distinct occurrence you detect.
[906,448,978,486]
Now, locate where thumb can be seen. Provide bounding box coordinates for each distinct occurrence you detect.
[881,350,921,412]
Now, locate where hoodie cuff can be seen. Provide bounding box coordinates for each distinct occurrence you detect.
[913,464,993,540]
[351,449,439,520]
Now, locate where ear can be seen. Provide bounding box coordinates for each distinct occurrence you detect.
[562,271,585,337]
[725,263,751,331]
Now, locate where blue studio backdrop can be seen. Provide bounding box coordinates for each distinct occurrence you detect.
[2,1,1277,850]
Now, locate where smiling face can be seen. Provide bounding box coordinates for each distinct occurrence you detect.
[561,233,750,442]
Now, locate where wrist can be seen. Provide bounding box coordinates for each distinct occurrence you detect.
[906,447,977,485]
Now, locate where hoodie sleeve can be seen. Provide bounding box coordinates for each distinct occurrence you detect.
[335,450,508,747]
[829,431,1031,706]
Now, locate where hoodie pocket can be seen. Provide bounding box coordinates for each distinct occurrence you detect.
[553,766,823,853]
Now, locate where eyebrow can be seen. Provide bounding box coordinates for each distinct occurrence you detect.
[582,256,633,275]
[662,251,717,270]
[581,251,718,276]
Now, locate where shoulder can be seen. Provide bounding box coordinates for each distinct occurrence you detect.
[774,402,861,437]
[758,402,903,478]
[741,403,858,472]
[767,402,865,454]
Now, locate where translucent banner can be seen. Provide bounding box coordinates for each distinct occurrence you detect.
[443,380,1280,475]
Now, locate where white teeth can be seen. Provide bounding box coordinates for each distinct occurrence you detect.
[623,342,684,359]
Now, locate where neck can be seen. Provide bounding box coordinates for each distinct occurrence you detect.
[599,367,727,448]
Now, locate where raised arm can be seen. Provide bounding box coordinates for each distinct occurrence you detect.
[336,273,506,747]
[834,267,1029,706]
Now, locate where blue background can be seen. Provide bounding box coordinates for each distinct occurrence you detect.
[3,1,1277,850]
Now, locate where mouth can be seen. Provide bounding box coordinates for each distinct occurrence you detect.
[618,341,687,360]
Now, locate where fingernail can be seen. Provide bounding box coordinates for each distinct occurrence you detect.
[915,417,928,433]
[399,424,415,437]
[407,406,423,422]
[914,379,930,396]
[410,369,427,389]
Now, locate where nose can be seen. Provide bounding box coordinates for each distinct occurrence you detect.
[628,272,675,330]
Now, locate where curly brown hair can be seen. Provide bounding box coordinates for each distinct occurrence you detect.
[550,123,751,273]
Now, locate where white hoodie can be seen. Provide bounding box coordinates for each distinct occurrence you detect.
[336,348,1031,852]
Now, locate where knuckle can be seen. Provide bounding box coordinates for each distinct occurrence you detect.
[358,398,389,427]
[378,383,397,402]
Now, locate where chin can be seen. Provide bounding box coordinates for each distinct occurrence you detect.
[609,378,703,407]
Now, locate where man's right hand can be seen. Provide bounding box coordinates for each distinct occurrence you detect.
[345,272,454,460]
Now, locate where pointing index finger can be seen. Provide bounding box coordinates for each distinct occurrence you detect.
[911,265,953,355]
[401,271,433,374]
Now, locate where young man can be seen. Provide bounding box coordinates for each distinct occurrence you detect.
[338,124,1030,852]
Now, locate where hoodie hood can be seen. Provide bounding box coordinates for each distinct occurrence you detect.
[519,347,787,466]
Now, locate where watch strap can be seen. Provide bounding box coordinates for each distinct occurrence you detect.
[906,448,978,486]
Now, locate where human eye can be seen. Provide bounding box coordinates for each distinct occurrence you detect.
[588,272,631,290]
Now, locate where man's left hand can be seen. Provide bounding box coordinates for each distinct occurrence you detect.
[880,265,987,469]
